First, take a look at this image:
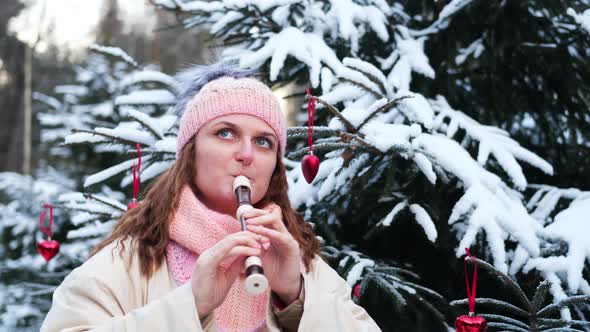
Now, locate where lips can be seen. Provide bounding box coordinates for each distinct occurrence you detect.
[232,174,254,182]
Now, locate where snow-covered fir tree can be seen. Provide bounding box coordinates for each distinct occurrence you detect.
[1,1,590,330]
[0,170,74,330]
[147,1,590,330]
[0,47,178,329]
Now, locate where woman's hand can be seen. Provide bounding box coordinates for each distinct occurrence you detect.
[244,204,303,305]
[190,231,263,319]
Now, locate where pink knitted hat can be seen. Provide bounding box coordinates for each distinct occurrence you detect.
[176,76,287,158]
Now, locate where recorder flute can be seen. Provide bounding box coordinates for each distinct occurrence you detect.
[233,175,268,295]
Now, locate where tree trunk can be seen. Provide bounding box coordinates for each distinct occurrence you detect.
[0,36,26,173]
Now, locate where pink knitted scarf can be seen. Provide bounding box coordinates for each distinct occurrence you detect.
[166,185,269,332]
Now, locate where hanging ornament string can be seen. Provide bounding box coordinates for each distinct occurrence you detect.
[128,144,142,210]
[464,248,478,314]
[455,248,487,331]
[37,203,60,262]
[39,203,54,239]
[306,88,315,154]
[132,144,142,200]
[301,88,320,184]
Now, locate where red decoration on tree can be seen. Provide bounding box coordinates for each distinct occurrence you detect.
[37,203,60,262]
[353,284,362,299]
[128,144,142,210]
[301,88,320,183]
[455,248,487,332]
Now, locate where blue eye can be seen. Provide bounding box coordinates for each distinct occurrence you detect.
[217,128,233,139]
[256,137,272,148]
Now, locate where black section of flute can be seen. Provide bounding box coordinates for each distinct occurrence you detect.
[246,264,264,276]
[235,186,251,206]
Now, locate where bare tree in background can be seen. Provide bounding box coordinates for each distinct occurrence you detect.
[94,0,211,72]
[0,0,26,173]
[0,0,211,174]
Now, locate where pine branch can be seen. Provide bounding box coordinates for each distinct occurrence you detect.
[539,328,586,332]
[413,293,448,327]
[287,126,338,139]
[125,110,162,140]
[538,318,590,329]
[397,279,446,302]
[248,4,282,32]
[342,58,388,96]
[48,203,113,222]
[532,280,552,313]
[371,274,407,309]
[537,317,567,330]
[480,314,530,330]
[486,322,529,332]
[450,298,530,318]
[357,95,414,130]
[340,77,382,99]
[466,256,532,311]
[68,129,138,147]
[287,142,355,160]
[306,94,358,133]
[373,267,421,280]
[83,193,127,212]
[59,205,112,217]
[28,287,57,296]
[340,132,384,155]
[289,125,383,155]
[126,149,173,161]
[89,45,139,68]
[538,296,590,316]
[214,17,256,40]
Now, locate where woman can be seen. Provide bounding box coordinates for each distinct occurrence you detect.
[41,62,381,332]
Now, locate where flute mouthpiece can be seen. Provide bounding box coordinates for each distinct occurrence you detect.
[233,175,251,192]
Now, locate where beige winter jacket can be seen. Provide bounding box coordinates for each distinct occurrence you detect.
[41,238,381,331]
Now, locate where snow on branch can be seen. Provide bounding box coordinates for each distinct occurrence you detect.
[84,156,152,188]
[431,96,553,190]
[114,89,176,106]
[409,0,476,37]
[89,44,138,67]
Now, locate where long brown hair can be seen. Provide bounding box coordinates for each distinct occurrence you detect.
[90,139,321,278]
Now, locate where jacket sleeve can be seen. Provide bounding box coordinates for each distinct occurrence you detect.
[297,256,382,332]
[270,277,306,332]
[40,274,208,332]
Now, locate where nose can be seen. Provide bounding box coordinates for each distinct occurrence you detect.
[235,140,254,165]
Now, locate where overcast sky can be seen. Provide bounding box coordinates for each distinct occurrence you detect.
[8,0,157,59]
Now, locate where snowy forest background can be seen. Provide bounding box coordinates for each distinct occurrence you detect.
[1,0,590,331]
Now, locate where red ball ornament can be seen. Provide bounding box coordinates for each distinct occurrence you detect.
[455,313,487,332]
[37,239,60,262]
[301,153,320,183]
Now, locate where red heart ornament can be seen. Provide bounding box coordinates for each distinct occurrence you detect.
[127,199,140,210]
[37,239,60,262]
[301,154,320,183]
[455,314,487,332]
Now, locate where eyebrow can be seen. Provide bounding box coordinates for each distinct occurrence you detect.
[212,121,277,141]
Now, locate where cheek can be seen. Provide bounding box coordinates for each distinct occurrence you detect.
[194,143,231,188]
[253,156,277,200]
[195,143,229,170]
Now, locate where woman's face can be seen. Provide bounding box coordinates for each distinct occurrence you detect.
[193,114,278,216]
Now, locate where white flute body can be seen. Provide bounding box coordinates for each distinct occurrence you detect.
[233,176,268,295]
